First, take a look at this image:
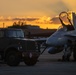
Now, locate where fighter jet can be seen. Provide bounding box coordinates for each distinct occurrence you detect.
[45,11,76,60]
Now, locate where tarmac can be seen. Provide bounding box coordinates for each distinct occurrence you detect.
[0,49,76,75]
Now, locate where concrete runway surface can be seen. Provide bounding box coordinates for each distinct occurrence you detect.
[0,50,76,75]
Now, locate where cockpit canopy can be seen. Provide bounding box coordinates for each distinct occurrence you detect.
[57,25,74,31]
[65,25,74,31]
[59,11,75,31]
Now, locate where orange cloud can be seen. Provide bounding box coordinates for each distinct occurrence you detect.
[0,12,72,29]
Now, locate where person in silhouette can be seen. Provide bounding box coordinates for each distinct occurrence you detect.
[62,40,73,61]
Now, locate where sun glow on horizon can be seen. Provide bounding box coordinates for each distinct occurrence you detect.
[0,15,58,29]
[0,20,60,29]
[0,11,74,29]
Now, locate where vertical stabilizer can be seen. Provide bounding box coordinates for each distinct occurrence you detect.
[72,12,76,29]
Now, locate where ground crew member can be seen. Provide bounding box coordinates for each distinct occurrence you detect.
[62,40,73,61]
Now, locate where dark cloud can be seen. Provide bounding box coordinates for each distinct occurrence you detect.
[50,17,60,24]
[25,18,39,21]
[50,15,70,24]
[12,18,25,21]
[10,17,39,21]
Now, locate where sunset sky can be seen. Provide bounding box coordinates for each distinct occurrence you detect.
[0,0,76,29]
